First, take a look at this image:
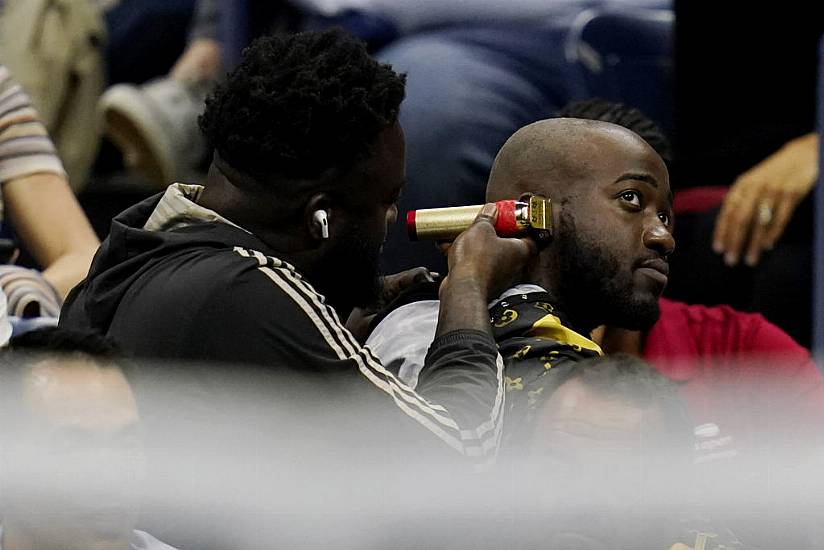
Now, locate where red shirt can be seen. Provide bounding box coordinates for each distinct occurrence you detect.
[643,298,824,453]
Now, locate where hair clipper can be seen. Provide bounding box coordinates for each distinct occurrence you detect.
[406,194,553,242]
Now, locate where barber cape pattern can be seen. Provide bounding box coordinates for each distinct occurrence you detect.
[489,291,602,448]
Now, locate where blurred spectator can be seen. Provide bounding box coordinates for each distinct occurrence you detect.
[664,5,823,346]
[102,0,199,86]
[0,64,99,319]
[712,132,818,268]
[673,3,821,272]
[527,353,690,452]
[0,0,199,190]
[98,0,298,186]
[0,327,178,550]
[594,297,824,453]
[0,0,105,189]
[512,354,715,550]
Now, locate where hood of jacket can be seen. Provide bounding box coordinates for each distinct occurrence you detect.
[59,192,277,335]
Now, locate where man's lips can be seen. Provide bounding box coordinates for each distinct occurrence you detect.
[636,258,669,286]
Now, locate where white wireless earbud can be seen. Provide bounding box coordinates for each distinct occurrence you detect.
[313,210,329,239]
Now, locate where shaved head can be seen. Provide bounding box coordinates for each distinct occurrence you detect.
[486,118,661,203]
[487,117,674,334]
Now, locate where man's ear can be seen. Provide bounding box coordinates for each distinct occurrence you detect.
[304,193,333,242]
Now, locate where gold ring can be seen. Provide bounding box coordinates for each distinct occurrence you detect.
[757,200,774,225]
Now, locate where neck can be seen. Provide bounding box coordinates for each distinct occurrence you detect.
[595,326,645,356]
[198,167,323,275]
[525,257,598,335]
[523,269,648,350]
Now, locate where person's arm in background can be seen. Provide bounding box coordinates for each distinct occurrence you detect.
[712,132,819,267]
[2,174,99,298]
[0,65,99,299]
[171,0,222,83]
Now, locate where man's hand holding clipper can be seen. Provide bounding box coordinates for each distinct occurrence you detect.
[437,203,537,338]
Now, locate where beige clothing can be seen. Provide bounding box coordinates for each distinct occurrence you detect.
[0,65,65,184]
[0,64,66,221]
[143,183,248,234]
[0,0,106,191]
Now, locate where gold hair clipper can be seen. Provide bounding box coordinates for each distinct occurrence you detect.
[407,194,553,242]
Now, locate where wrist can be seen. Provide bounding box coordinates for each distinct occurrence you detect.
[436,277,492,338]
[440,273,486,299]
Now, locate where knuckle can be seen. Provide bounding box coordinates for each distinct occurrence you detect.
[732,177,757,192]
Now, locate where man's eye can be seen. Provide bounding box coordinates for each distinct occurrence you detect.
[619,190,641,207]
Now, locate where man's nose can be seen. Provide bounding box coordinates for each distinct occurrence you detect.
[642,218,675,258]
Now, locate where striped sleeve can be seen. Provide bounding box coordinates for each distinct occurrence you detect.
[0,65,66,184]
[234,247,506,459]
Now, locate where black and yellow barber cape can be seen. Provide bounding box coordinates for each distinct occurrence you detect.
[489,291,602,448]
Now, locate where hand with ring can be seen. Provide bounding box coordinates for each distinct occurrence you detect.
[712,132,819,267]
[756,199,773,226]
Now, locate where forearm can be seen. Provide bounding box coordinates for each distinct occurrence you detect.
[41,249,97,298]
[408,274,506,456]
[435,276,493,338]
[2,172,99,298]
[363,279,505,456]
[413,328,504,458]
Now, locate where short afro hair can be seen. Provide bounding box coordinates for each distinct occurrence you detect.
[199,28,406,184]
[555,98,673,163]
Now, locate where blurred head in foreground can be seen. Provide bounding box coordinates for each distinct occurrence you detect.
[0,328,144,550]
[521,354,693,505]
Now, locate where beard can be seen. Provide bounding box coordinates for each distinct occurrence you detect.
[310,223,383,315]
[556,213,661,331]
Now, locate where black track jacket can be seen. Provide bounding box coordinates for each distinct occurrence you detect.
[60,184,505,458]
